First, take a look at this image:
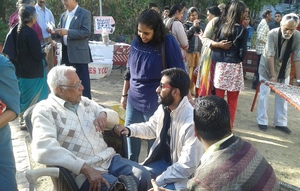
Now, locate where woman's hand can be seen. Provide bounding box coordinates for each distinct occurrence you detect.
[193,20,199,27]
[217,40,232,50]
[121,96,127,110]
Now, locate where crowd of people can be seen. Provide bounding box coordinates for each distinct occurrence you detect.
[1,0,300,190]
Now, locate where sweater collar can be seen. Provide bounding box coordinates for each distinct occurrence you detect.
[50,93,79,113]
[200,134,234,164]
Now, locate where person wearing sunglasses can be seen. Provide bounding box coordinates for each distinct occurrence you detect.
[115,68,203,190]
[257,13,300,134]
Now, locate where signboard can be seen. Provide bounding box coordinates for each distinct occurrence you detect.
[89,62,112,79]
[89,42,114,62]
[88,41,114,79]
[94,16,115,34]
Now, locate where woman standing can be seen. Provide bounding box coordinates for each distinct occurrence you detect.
[213,1,248,129]
[195,5,224,97]
[184,7,206,95]
[244,15,254,48]
[164,3,189,62]
[121,9,185,162]
[0,55,20,190]
[16,5,49,130]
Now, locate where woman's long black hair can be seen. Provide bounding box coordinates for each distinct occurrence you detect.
[135,9,168,45]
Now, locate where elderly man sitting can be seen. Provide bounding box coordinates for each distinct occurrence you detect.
[31,65,151,191]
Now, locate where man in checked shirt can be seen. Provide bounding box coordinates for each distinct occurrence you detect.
[253,9,272,89]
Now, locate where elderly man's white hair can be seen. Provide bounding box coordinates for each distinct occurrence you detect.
[281,13,300,26]
[47,65,76,93]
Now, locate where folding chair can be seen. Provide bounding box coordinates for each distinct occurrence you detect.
[24,104,128,191]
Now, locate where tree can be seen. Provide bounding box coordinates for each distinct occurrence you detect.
[245,0,280,25]
[0,0,282,44]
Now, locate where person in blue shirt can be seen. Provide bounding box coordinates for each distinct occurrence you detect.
[244,15,254,48]
[0,55,20,191]
[121,9,186,162]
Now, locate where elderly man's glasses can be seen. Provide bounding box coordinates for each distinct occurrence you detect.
[59,80,82,89]
[286,15,299,22]
[158,83,172,89]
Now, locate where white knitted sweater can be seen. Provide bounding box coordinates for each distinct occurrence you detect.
[31,94,119,187]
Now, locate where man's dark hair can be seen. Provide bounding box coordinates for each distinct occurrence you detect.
[163,5,170,11]
[275,11,282,16]
[135,9,168,45]
[262,9,272,18]
[161,68,190,98]
[207,6,221,17]
[148,3,158,9]
[194,95,231,141]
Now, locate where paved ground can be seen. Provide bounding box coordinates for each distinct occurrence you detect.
[10,119,30,191]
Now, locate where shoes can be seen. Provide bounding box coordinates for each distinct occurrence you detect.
[258,124,268,131]
[109,175,137,191]
[275,126,291,134]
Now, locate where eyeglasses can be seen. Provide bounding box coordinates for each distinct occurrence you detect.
[286,15,299,22]
[59,80,82,89]
[158,83,172,89]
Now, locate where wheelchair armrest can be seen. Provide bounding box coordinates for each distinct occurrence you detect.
[53,166,80,191]
[121,134,128,159]
[25,167,59,183]
[103,129,128,159]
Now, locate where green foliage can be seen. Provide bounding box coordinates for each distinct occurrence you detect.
[281,3,300,15]
[0,19,8,44]
[244,0,279,25]
[0,0,283,44]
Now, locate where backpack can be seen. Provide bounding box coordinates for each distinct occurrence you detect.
[164,17,176,33]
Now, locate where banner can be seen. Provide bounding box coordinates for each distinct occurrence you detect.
[94,16,115,34]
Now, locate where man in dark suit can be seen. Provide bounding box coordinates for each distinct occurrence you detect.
[55,0,92,99]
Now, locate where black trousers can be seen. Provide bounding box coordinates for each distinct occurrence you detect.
[252,54,262,88]
[61,44,91,99]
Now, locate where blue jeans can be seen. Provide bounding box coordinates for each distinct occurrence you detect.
[125,102,156,162]
[144,158,176,190]
[80,155,151,191]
